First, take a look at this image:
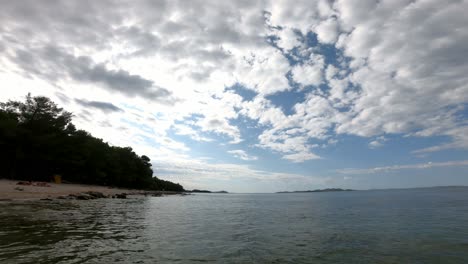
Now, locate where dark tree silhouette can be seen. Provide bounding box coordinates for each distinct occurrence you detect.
[0,94,184,191]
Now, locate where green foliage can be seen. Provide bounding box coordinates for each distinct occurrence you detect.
[152,177,185,192]
[0,94,184,192]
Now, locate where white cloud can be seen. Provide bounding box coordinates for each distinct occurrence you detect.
[332,0,468,152]
[228,150,258,161]
[315,18,339,44]
[291,53,325,87]
[412,126,468,154]
[233,47,291,95]
[267,0,321,33]
[369,136,387,149]
[368,140,383,149]
[240,93,335,162]
[325,64,339,81]
[282,152,321,163]
[172,124,213,142]
[196,117,242,144]
[275,27,301,50]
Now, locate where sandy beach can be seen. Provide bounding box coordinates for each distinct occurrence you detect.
[0,179,141,200]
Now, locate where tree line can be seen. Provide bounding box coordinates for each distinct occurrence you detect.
[0,94,184,192]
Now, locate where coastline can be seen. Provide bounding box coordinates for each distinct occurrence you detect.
[0,179,181,201]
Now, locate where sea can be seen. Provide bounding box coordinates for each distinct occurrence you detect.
[1,187,467,263]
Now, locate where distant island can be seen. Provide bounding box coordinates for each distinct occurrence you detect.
[277,188,354,193]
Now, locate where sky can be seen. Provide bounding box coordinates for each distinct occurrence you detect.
[1,0,467,193]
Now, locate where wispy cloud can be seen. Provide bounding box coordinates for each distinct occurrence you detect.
[337,160,468,175]
[228,149,258,161]
[368,136,387,149]
[152,158,326,184]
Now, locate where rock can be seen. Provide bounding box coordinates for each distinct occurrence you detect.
[75,193,94,200]
[115,193,127,199]
[84,191,107,198]
[57,195,74,200]
[33,182,50,187]
[75,195,89,200]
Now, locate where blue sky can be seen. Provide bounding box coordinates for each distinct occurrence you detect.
[0,0,467,192]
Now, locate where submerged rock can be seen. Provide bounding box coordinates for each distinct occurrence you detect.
[75,194,92,200]
[115,193,127,199]
[84,191,107,198]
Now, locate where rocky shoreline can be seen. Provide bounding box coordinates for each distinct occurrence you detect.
[41,190,187,201]
[0,179,186,201]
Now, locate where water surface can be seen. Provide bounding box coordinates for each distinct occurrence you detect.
[1,187,468,263]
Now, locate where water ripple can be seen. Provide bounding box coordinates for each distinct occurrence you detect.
[1,189,468,263]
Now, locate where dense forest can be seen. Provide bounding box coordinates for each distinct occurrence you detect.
[0,94,184,192]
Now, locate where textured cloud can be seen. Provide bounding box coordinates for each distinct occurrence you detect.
[315,18,339,44]
[274,27,301,50]
[75,99,123,113]
[7,46,175,103]
[0,0,467,189]
[332,0,468,148]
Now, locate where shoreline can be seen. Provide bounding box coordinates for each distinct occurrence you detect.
[0,179,183,201]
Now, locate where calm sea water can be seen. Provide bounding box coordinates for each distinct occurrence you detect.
[1,187,468,264]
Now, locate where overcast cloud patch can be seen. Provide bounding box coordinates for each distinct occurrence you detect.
[75,99,123,113]
[7,45,176,104]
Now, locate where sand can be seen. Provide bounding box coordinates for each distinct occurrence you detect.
[0,179,139,200]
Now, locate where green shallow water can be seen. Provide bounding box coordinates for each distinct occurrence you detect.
[1,187,468,263]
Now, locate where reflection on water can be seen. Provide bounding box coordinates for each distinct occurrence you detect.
[1,188,468,263]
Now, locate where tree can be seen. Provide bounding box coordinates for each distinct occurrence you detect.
[1,94,72,129]
[1,94,73,180]
[0,94,184,191]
